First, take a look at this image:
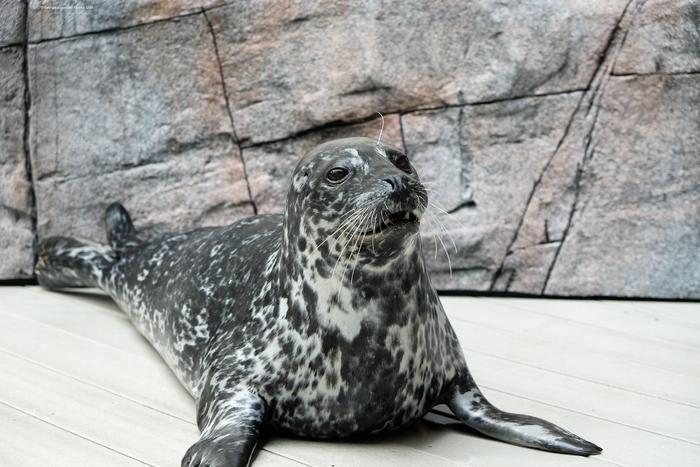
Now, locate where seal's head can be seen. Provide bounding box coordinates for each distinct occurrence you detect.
[285,137,427,264]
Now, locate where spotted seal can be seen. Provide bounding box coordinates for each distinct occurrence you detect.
[36,137,601,466]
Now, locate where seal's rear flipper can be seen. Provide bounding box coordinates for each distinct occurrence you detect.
[446,374,602,456]
[36,237,116,289]
[105,202,141,254]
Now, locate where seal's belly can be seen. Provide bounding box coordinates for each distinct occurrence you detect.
[268,358,449,438]
[272,395,439,438]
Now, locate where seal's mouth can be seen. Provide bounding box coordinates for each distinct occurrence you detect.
[360,210,418,242]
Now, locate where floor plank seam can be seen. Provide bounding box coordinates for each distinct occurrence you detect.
[0,399,153,466]
[461,346,700,409]
[448,313,698,381]
[0,346,196,423]
[0,307,161,362]
[479,299,700,352]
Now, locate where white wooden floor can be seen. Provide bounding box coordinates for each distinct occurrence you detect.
[0,286,698,467]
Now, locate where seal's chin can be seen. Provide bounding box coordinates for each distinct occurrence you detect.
[360,210,419,244]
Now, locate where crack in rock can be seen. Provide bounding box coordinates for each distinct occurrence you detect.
[490,0,643,293]
[203,8,258,216]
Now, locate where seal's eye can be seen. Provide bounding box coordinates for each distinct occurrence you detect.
[326,167,349,184]
[394,155,412,174]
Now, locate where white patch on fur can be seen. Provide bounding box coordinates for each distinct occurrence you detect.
[516,424,555,439]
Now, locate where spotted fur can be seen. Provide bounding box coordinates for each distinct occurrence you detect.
[37,137,601,466]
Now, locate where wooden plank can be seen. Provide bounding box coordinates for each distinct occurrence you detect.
[6,286,126,319]
[452,317,700,407]
[266,436,473,467]
[4,287,144,356]
[0,401,146,467]
[0,350,305,467]
[608,300,700,326]
[3,287,699,466]
[441,300,700,408]
[481,297,700,350]
[442,297,699,377]
[0,350,198,466]
[0,308,197,420]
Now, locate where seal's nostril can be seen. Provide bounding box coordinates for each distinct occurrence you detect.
[383,175,406,192]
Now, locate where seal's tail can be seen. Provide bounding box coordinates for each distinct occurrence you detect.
[36,236,116,289]
[36,202,141,289]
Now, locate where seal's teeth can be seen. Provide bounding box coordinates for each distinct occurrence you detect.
[404,212,410,220]
[384,220,391,226]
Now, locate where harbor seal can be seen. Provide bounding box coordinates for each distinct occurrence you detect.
[36,137,601,466]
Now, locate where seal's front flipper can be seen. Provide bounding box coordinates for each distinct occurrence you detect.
[446,373,602,456]
[183,387,266,467]
[105,202,141,254]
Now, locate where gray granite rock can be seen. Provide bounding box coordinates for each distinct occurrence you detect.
[0,0,25,47]
[489,0,634,295]
[244,114,403,215]
[27,0,225,42]
[28,14,253,244]
[207,0,627,145]
[614,0,700,75]
[546,75,700,298]
[2,0,697,297]
[402,93,582,290]
[0,46,33,279]
[492,91,595,294]
[491,243,559,294]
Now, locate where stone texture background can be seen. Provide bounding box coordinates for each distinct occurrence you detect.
[0,0,698,298]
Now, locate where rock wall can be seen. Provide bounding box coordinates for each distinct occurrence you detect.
[0,0,698,298]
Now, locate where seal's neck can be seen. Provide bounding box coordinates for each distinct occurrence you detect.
[278,217,434,341]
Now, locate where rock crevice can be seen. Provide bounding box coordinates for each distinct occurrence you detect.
[202,8,257,215]
[22,0,38,274]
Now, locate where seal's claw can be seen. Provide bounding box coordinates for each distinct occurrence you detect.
[182,436,253,467]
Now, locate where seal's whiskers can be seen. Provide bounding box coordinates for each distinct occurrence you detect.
[375,111,385,145]
[348,210,374,283]
[427,202,458,253]
[316,204,371,249]
[425,208,454,277]
[416,198,440,260]
[331,205,374,280]
[339,207,373,285]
